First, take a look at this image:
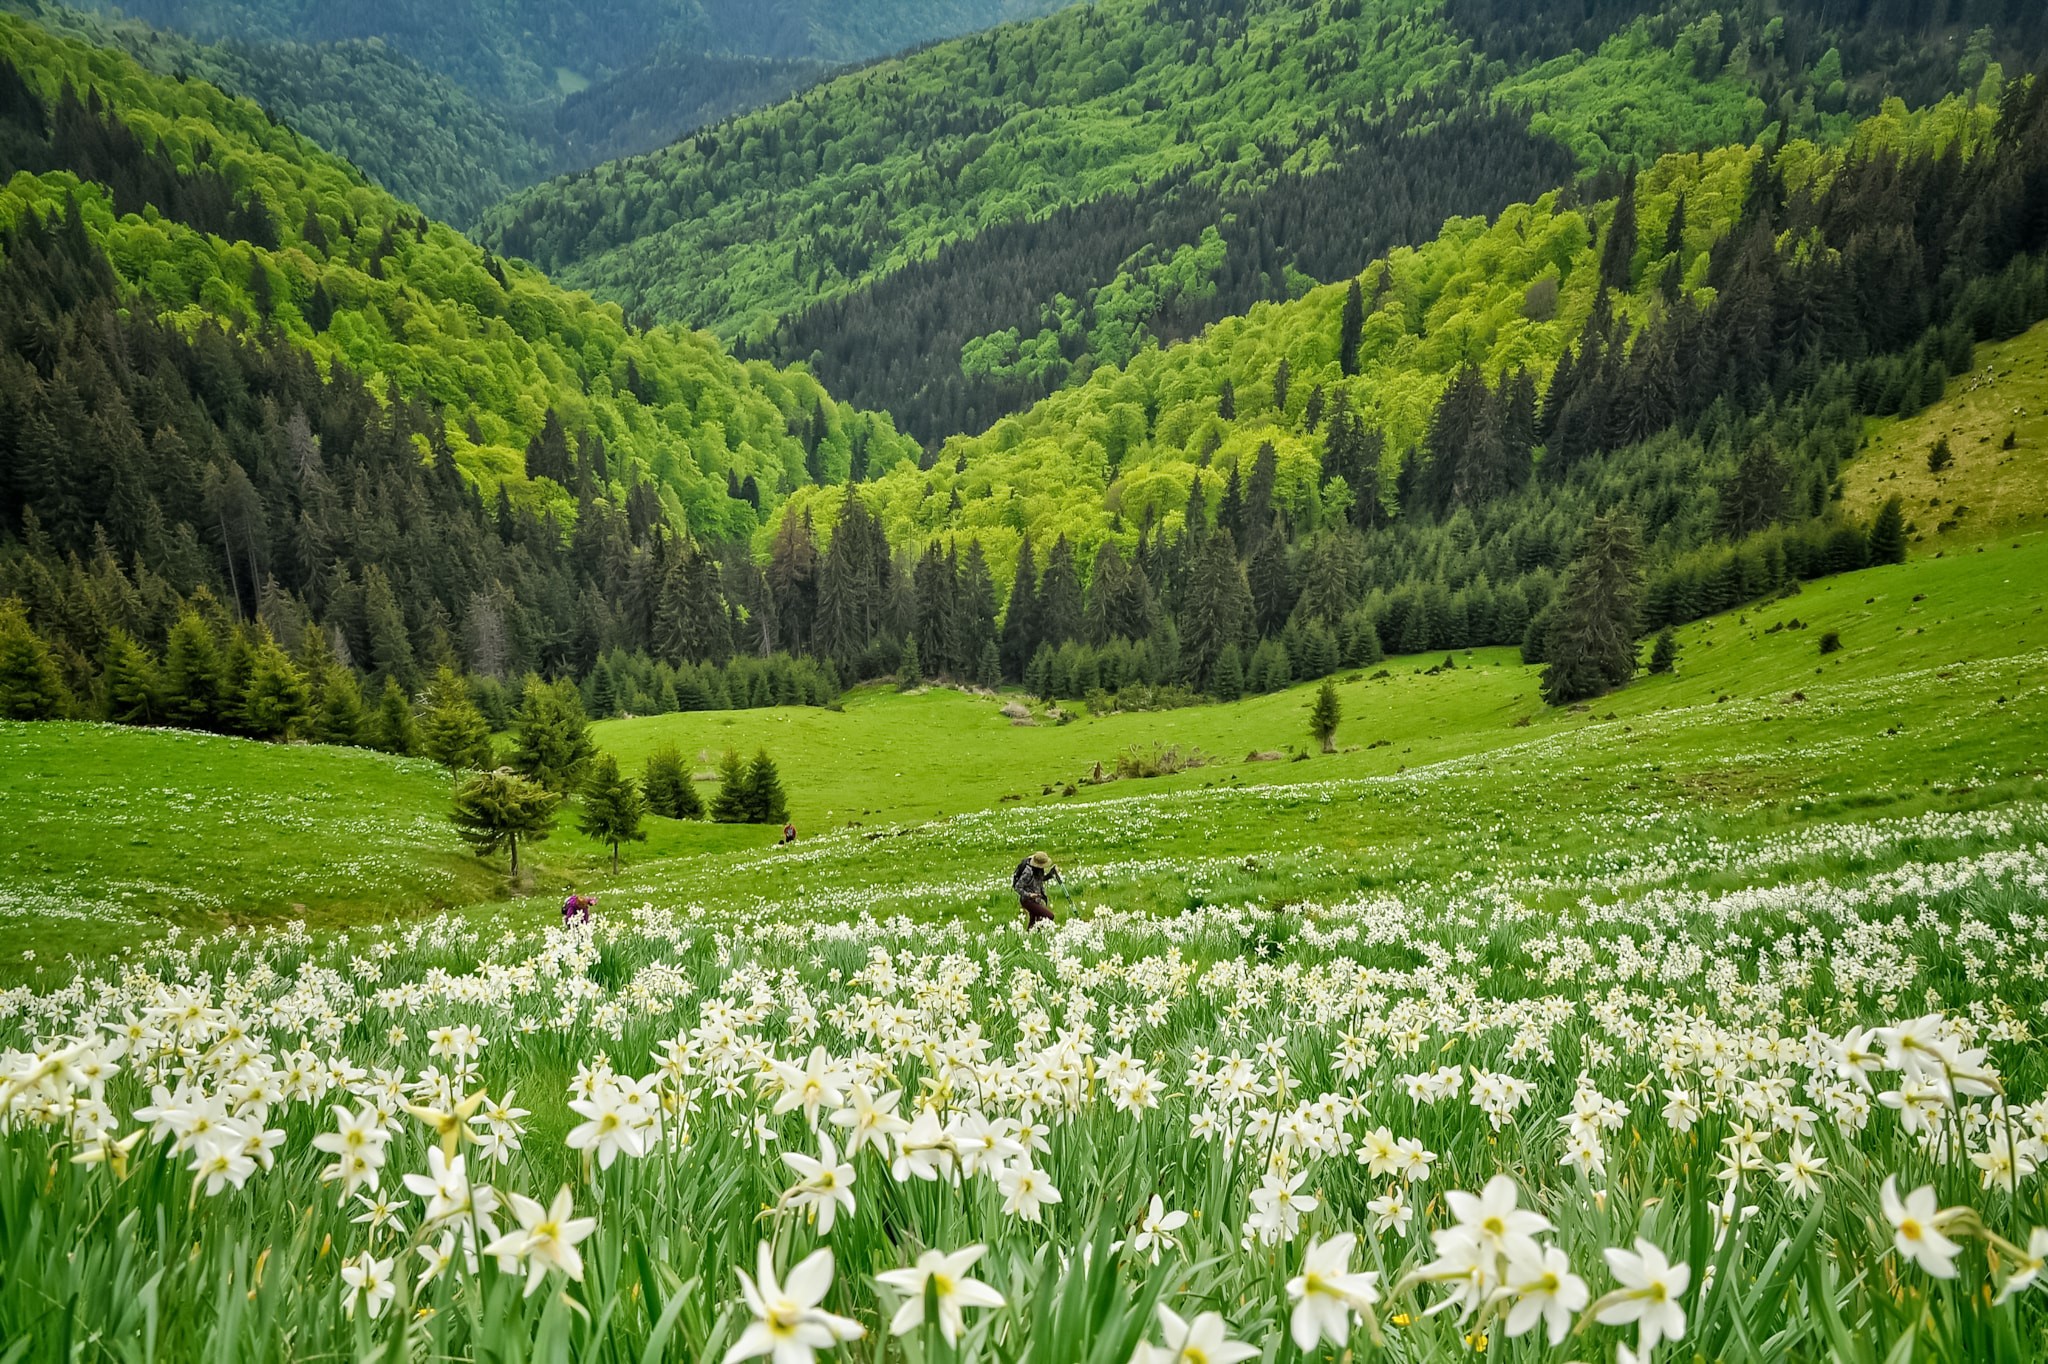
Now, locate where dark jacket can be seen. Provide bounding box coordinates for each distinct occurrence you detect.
[1013,859,1061,900]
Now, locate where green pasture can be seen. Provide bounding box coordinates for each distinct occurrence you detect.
[3,522,2043,977]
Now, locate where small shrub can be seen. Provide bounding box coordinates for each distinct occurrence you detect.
[1818,630,1843,655]
[1927,437,1953,473]
[1647,627,1680,675]
[1114,742,1210,779]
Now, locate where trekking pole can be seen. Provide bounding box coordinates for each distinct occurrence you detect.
[1058,875,1076,914]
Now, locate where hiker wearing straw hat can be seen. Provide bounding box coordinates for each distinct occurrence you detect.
[1012,850,1063,929]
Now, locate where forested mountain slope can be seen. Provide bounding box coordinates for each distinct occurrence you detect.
[65,0,1074,104]
[741,81,2048,698]
[482,0,2048,445]
[30,0,1074,225]
[2,7,2046,748]
[0,12,915,687]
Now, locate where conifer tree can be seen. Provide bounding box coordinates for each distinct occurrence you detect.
[1647,626,1680,675]
[1867,495,1907,565]
[420,665,494,771]
[912,545,955,675]
[524,408,573,484]
[238,632,311,740]
[587,663,619,719]
[310,664,366,746]
[0,604,70,720]
[1218,465,1245,542]
[1036,537,1084,647]
[766,506,820,655]
[1244,443,1279,538]
[975,639,1003,690]
[101,627,163,725]
[578,753,647,872]
[898,635,922,688]
[1541,515,1645,706]
[1211,643,1245,702]
[450,767,558,878]
[1719,439,1787,538]
[1001,531,1040,679]
[510,677,593,792]
[361,566,416,691]
[643,744,703,819]
[161,611,225,729]
[742,748,790,825]
[1310,679,1342,752]
[815,488,890,664]
[710,749,750,823]
[1600,173,1638,293]
[1246,521,1293,637]
[1024,642,1056,699]
[955,542,999,673]
[369,675,419,755]
[1182,529,1253,688]
[1339,277,1364,377]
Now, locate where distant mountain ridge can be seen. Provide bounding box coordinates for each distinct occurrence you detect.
[21,0,1077,224]
[480,0,2048,444]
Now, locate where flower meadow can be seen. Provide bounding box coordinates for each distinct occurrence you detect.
[5,805,2048,1362]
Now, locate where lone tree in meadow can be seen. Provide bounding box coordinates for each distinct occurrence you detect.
[642,744,703,819]
[420,665,495,771]
[1310,679,1342,753]
[511,676,594,793]
[1647,626,1680,675]
[710,749,750,823]
[578,753,647,873]
[1541,513,1645,706]
[450,766,559,879]
[1867,494,1907,566]
[743,748,791,824]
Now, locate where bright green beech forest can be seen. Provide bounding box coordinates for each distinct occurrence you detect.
[0,11,919,541]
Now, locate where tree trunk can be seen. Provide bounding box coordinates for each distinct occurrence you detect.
[508,833,520,877]
[611,841,620,874]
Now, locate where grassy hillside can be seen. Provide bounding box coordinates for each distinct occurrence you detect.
[1841,318,2048,544]
[0,719,787,964]
[7,517,2040,972]
[553,525,2048,933]
[0,724,486,958]
[594,527,2048,831]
